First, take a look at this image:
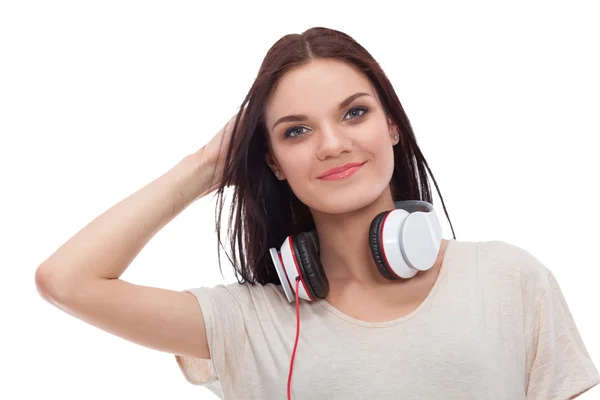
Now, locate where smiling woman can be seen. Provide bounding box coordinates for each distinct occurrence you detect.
[35,26,599,400]
[213,30,457,288]
[196,27,597,400]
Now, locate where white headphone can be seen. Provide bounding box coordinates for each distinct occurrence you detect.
[269,200,443,302]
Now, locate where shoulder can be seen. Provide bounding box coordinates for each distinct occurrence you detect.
[214,281,288,303]
[475,239,553,302]
[476,240,551,278]
[188,281,289,315]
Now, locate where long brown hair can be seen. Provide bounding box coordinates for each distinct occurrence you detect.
[212,27,456,285]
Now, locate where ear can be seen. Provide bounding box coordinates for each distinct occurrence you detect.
[265,151,286,180]
[387,117,400,145]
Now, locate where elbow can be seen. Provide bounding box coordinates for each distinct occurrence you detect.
[35,264,72,305]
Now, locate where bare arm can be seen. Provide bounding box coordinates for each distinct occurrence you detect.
[35,149,220,359]
[36,152,215,283]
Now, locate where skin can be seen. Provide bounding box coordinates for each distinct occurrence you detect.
[264,58,449,320]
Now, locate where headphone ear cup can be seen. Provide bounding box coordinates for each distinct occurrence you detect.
[307,230,320,254]
[292,232,329,299]
[369,211,398,280]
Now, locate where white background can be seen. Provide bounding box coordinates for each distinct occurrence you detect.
[2,1,599,399]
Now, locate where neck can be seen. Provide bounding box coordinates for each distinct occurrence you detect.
[311,189,397,286]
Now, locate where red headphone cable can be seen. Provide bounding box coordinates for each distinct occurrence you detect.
[287,276,301,400]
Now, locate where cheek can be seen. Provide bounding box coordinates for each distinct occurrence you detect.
[363,127,396,176]
[277,151,309,180]
[364,124,392,155]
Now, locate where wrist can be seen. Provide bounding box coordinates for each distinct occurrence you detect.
[170,151,218,205]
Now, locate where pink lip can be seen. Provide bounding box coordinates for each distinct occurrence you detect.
[318,162,366,180]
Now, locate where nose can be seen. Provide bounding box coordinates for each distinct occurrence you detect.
[316,123,352,161]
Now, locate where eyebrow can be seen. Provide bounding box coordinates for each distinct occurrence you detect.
[271,92,372,131]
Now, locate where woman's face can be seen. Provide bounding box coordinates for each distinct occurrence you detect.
[264,58,399,215]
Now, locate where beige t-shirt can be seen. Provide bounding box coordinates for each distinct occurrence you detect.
[174,239,600,399]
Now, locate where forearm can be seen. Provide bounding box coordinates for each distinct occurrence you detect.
[37,152,216,287]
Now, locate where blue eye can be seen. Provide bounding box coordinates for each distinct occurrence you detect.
[283,106,369,139]
[343,106,368,120]
[284,126,310,139]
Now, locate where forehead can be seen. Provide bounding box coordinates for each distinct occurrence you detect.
[265,58,376,126]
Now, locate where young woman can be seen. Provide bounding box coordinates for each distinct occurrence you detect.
[35,27,599,399]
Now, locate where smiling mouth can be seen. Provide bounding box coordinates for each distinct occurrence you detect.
[318,162,366,181]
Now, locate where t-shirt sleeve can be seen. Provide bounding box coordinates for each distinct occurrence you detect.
[525,270,600,399]
[174,284,248,396]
